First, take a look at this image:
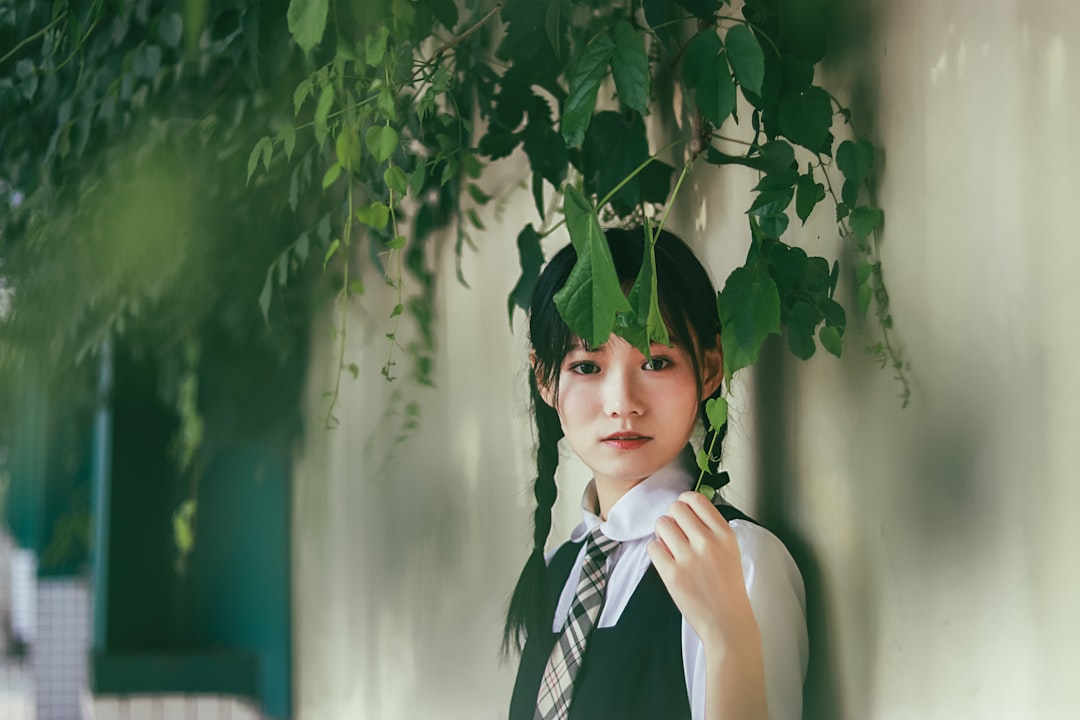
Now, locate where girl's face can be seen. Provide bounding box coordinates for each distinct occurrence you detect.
[539,334,721,505]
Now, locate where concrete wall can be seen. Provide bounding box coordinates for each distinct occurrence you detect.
[292,1,1080,718]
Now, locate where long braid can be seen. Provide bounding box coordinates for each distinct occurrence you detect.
[502,373,563,657]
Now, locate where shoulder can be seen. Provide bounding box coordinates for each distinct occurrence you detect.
[727,520,804,601]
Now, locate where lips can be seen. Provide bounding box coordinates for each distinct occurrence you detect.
[601,431,651,449]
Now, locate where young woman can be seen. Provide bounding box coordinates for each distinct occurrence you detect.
[505,227,808,720]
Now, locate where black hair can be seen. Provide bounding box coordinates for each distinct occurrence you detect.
[502,226,728,656]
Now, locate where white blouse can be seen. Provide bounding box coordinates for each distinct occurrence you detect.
[549,455,808,720]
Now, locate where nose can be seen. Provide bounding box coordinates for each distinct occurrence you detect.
[602,365,643,417]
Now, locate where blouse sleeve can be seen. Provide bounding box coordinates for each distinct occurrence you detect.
[682,521,809,720]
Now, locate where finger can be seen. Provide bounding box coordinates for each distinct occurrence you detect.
[665,500,712,547]
[653,514,691,562]
[678,491,733,536]
[646,537,674,575]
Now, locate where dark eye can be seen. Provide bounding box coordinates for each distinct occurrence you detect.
[643,356,671,371]
[569,361,600,375]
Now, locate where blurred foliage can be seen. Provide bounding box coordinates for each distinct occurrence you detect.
[0,0,909,443]
[1,0,316,371]
[0,0,323,562]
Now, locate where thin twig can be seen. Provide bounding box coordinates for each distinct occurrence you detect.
[0,11,69,66]
[430,2,504,60]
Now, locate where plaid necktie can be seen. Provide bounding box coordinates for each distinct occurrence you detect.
[535,526,620,720]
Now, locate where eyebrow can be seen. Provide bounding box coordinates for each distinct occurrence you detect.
[569,337,675,353]
[570,338,602,352]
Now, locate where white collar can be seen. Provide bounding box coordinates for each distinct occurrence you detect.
[570,446,698,544]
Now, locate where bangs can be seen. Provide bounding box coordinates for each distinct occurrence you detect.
[529,227,719,400]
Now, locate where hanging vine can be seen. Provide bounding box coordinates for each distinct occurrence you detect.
[245,0,909,411]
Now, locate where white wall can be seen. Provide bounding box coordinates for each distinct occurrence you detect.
[292,1,1080,718]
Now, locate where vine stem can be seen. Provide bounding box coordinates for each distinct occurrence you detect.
[429,2,504,60]
[535,135,692,242]
[815,153,912,406]
[0,11,69,66]
[651,157,694,244]
[325,178,354,427]
[381,59,405,382]
[693,425,720,493]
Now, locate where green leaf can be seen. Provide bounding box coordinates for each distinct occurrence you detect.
[508,224,545,323]
[582,112,649,216]
[786,301,819,360]
[365,26,389,66]
[293,75,314,115]
[386,236,406,249]
[544,0,568,59]
[425,0,459,30]
[850,205,884,239]
[696,448,710,473]
[324,238,340,269]
[377,87,397,121]
[336,130,362,171]
[836,139,875,184]
[133,44,162,79]
[390,303,405,318]
[611,20,650,115]
[553,185,633,347]
[856,260,873,285]
[682,30,721,89]
[467,208,485,230]
[258,270,273,324]
[820,325,843,357]
[391,0,415,29]
[287,0,329,54]
[321,162,342,189]
[696,59,736,127]
[757,212,789,239]
[278,124,297,160]
[385,166,408,195]
[724,24,764,95]
[778,86,833,152]
[795,172,826,224]
[856,282,872,315]
[758,140,795,176]
[314,83,335,145]
[366,125,399,164]
[698,484,716,502]
[717,264,781,376]
[295,233,310,264]
[749,186,794,213]
[246,136,272,184]
[624,224,670,353]
[158,12,183,48]
[561,33,616,148]
[705,396,728,431]
[820,298,846,327]
[467,183,491,204]
[349,279,365,295]
[409,164,426,196]
[357,202,390,229]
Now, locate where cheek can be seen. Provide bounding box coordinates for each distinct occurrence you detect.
[554,380,591,426]
[665,374,702,429]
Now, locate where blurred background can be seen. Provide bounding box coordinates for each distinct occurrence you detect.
[2,1,1080,719]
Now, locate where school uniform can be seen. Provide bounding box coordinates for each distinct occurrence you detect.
[510,451,808,720]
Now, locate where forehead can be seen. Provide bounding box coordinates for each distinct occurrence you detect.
[567,335,683,355]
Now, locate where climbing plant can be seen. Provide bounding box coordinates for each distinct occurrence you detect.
[1,0,910,528]
[248,0,909,419]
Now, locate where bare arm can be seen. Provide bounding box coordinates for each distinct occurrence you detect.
[647,491,769,720]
